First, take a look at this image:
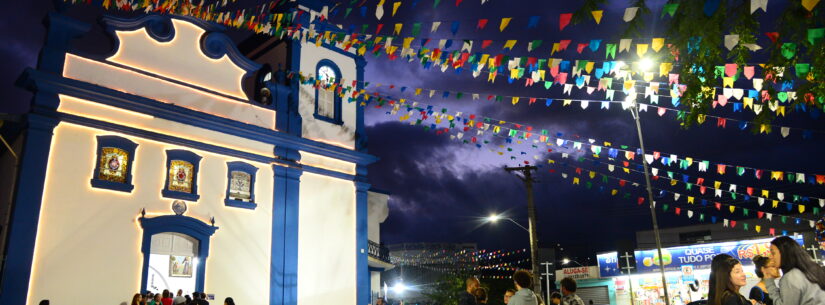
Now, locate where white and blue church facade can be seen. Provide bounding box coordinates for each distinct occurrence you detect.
[0,1,393,305]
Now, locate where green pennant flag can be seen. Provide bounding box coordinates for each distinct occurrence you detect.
[415,119,422,125]
[686,183,693,191]
[623,193,631,199]
[362,24,369,33]
[730,193,737,200]
[456,92,463,99]
[809,28,824,45]
[663,204,669,211]
[517,67,526,78]
[586,181,592,189]
[715,66,725,79]
[796,63,811,78]
[541,129,548,135]
[781,216,788,224]
[793,195,800,202]
[667,171,674,179]
[815,207,820,215]
[519,57,528,66]
[433,0,441,8]
[601,175,609,183]
[345,8,353,17]
[743,223,749,231]
[577,60,589,70]
[737,167,746,176]
[530,40,543,51]
[743,208,749,216]
[538,59,547,68]
[620,145,629,149]
[662,3,679,18]
[508,129,518,137]
[544,81,552,89]
[411,23,422,37]
[781,43,797,60]
[700,213,705,222]
[677,111,686,120]
[605,44,617,59]
[496,95,504,102]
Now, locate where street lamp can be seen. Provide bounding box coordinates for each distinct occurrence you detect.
[626,61,670,305]
[485,214,529,232]
[561,258,583,267]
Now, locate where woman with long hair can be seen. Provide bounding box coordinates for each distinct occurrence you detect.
[707,254,734,303]
[708,254,752,305]
[131,293,144,305]
[748,256,772,305]
[763,236,825,304]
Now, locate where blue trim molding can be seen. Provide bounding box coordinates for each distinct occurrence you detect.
[0,114,59,305]
[313,59,344,125]
[138,215,218,293]
[224,161,259,210]
[354,57,367,152]
[355,179,371,305]
[162,149,203,201]
[90,135,139,192]
[270,165,302,305]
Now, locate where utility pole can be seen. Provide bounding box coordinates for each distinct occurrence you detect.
[620,252,636,305]
[630,102,670,305]
[541,261,553,303]
[504,165,541,298]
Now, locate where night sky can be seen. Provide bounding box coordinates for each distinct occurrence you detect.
[2,0,824,262]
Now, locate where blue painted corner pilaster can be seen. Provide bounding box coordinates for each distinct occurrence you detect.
[0,114,59,305]
[354,57,368,153]
[270,162,303,305]
[39,13,90,75]
[355,171,371,305]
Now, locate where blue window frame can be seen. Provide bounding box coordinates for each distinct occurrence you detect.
[90,135,139,192]
[162,149,202,201]
[314,59,343,125]
[224,161,259,209]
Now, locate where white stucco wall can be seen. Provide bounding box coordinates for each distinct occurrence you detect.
[367,191,389,243]
[298,43,358,149]
[27,122,273,305]
[297,173,357,305]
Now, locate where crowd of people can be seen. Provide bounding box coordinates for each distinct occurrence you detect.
[455,236,825,305]
[126,289,234,305]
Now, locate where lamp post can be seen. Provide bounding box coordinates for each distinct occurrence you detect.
[626,59,670,305]
[484,213,540,295]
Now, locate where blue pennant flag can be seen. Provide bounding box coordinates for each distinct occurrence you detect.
[527,16,540,29]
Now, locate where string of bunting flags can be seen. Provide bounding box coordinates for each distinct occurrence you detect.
[390,248,528,265]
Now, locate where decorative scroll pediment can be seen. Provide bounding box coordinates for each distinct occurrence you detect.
[103,15,260,100]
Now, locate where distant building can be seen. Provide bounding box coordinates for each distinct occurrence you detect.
[636,215,815,249]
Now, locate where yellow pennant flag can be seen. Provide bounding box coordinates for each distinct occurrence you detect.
[799,205,806,213]
[592,10,604,24]
[659,62,673,77]
[777,106,786,116]
[697,114,706,124]
[743,97,754,109]
[589,171,596,179]
[755,225,761,233]
[488,71,497,83]
[643,72,654,82]
[762,190,769,197]
[563,99,572,106]
[671,179,678,186]
[392,1,402,16]
[688,196,695,204]
[510,68,519,79]
[760,124,769,134]
[623,168,630,173]
[503,40,517,50]
[415,88,422,95]
[723,77,734,88]
[479,54,490,65]
[729,206,736,213]
[585,62,595,74]
[499,18,512,32]
[772,200,779,208]
[358,45,367,55]
[394,23,403,35]
[651,38,665,52]
[802,0,820,11]
[611,189,618,196]
[714,181,721,189]
[511,97,520,105]
[403,37,414,48]
[636,44,649,57]
[551,43,561,55]
[315,37,323,47]
[573,177,580,185]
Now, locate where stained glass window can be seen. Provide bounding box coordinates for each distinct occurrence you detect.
[98,147,129,183]
[229,171,252,201]
[168,160,194,193]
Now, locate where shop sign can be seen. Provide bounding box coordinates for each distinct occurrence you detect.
[555,266,600,280]
[681,265,695,282]
[597,236,803,277]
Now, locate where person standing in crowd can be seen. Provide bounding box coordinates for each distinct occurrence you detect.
[559,277,584,305]
[708,254,752,305]
[173,290,186,305]
[763,236,825,305]
[507,270,538,305]
[132,293,144,305]
[706,254,734,303]
[460,277,481,305]
[161,290,174,305]
[504,289,516,305]
[749,255,773,305]
[549,292,562,305]
[474,287,489,304]
[223,297,235,305]
[376,297,386,305]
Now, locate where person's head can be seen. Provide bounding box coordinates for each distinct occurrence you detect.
[771,236,825,290]
[224,297,235,305]
[549,292,561,305]
[588,301,593,305]
[185,295,192,303]
[154,294,162,302]
[177,289,183,297]
[503,289,516,304]
[560,277,577,296]
[706,254,732,303]
[38,300,49,305]
[376,297,386,305]
[132,293,143,305]
[512,270,533,290]
[473,287,488,304]
[163,290,170,298]
[465,276,480,292]
[753,255,771,279]
[709,254,746,305]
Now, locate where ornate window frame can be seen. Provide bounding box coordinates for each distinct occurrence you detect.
[162,149,202,201]
[314,59,343,125]
[224,161,259,210]
[90,135,139,192]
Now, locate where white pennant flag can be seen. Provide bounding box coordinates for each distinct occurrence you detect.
[473,93,480,100]
[645,154,654,164]
[812,220,817,228]
[562,153,569,159]
[619,39,633,53]
[751,0,769,14]
[733,89,744,100]
[715,189,723,197]
[608,164,615,172]
[742,43,763,51]
[431,22,441,33]
[724,219,730,227]
[724,34,740,50]
[820,198,824,208]
[601,101,610,109]
[777,192,785,201]
[581,101,589,109]
[623,7,639,22]
[759,197,765,206]
[753,78,764,91]
[754,104,763,115]
[688,211,694,218]
[781,127,790,138]
[562,173,568,179]
[375,1,385,20]
[651,167,659,176]
[564,84,573,95]
[766,213,773,221]
[606,90,615,100]
[674,193,681,201]
[729,184,737,192]
[724,88,734,99]
[639,104,648,112]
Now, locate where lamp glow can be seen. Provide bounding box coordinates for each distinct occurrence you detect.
[562,258,571,265]
[487,214,501,222]
[639,58,655,72]
[392,283,408,293]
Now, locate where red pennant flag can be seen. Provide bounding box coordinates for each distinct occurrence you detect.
[758,211,764,219]
[576,167,582,174]
[576,43,589,54]
[731,220,737,228]
[619,180,626,187]
[817,175,825,185]
[769,228,775,236]
[696,178,704,185]
[765,32,780,44]
[456,0,463,6]
[653,151,661,159]
[375,24,384,35]
[746,187,754,196]
[652,176,659,181]
[675,207,681,215]
[528,98,537,105]
[481,40,493,49]
[700,186,707,194]
[559,13,572,31]
[755,169,763,179]
[623,161,630,167]
[558,40,572,50]
[487,95,494,100]
[637,197,645,205]
[717,164,726,175]
[477,19,489,29]
[715,202,722,210]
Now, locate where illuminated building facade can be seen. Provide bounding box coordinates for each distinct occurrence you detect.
[0,2,383,305]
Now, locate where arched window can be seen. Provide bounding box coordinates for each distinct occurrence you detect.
[254,64,273,105]
[314,59,343,124]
